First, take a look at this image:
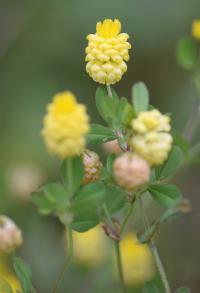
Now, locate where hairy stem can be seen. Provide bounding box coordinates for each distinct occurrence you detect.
[114,240,127,293]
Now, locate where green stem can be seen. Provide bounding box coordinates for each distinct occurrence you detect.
[139,196,172,293]
[51,227,73,293]
[66,226,74,258]
[120,202,134,234]
[114,240,127,293]
[150,242,171,293]
[107,84,113,97]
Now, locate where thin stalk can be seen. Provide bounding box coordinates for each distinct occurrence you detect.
[51,227,73,293]
[139,196,172,293]
[120,202,134,234]
[114,240,127,293]
[107,84,113,97]
[150,242,171,293]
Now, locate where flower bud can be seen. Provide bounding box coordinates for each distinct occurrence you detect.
[82,150,102,185]
[102,139,122,155]
[0,216,23,253]
[113,152,150,191]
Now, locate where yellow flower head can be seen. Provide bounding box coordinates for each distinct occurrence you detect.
[85,19,131,85]
[130,109,172,165]
[73,226,108,267]
[192,19,200,40]
[120,234,155,287]
[42,91,90,159]
[132,109,171,134]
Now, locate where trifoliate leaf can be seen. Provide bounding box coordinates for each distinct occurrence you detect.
[148,184,182,208]
[32,183,68,215]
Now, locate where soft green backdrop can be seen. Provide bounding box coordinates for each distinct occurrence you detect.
[0,0,200,292]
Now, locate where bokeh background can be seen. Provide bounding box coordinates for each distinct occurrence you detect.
[0,0,200,292]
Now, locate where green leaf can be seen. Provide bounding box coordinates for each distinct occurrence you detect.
[142,281,160,293]
[116,97,135,126]
[70,182,106,232]
[104,185,126,213]
[96,85,119,101]
[0,277,14,293]
[95,86,119,126]
[13,256,36,293]
[148,184,182,208]
[175,287,191,293]
[155,146,183,180]
[176,37,198,70]
[32,183,68,215]
[61,157,84,195]
[132,82,149,114]
[86,124,116,145]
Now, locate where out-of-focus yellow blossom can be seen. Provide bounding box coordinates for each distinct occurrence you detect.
[131,132,172,166]
[192,19,200,40]
[131,109,171,134]
[42,91,90,159]
[85,19,131,85]
[0,255,21,292]
[120,234,155,287]
[131,109,172,165]
[73,226,108,267]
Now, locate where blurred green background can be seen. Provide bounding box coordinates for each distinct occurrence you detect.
[0,0,200,292]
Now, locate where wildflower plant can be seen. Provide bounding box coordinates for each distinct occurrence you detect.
[26,18,196,293]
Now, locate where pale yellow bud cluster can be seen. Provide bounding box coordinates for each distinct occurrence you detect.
[120,234,155,286]
[131,109,172,165]
[42,91,90,159]
[81,150,102,185]
[85,19,131,85]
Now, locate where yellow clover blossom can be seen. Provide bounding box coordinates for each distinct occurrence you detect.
[73,226,108,267]
[192,19,200,40]
[85,19,131,85]
[131,109,171,134]
[42,91,90,159]
[130,109,172,165]
[120,234,155,287]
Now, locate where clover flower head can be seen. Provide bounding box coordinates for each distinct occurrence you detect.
[85,19,131,85]
[113,152,150,191]
[81,149,102,185]
[192,19,200,40]
[0,216,23,253]
[120,234,155,286]
[132,109,171,134]
[41,91,90,159]
[131,109,172,165]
